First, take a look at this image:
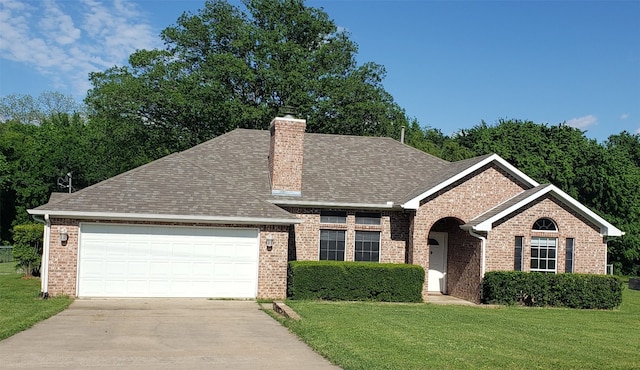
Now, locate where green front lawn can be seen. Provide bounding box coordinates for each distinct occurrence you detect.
[0,274,73,341]
[284,289,640,369]
[0,262,17,274]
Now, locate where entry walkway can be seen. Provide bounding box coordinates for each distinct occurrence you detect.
[427,293,477,305]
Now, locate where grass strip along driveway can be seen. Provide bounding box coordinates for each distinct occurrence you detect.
[284,289,640,370]
[0,273,73,341]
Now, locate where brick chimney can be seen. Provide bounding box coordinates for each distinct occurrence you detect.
[268,116,306,196]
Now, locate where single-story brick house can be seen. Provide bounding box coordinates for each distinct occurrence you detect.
[29,116,623,302]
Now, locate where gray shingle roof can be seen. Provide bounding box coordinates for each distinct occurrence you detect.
[289,133,450,204]
[35,136,294,221]
[32,128,515,221]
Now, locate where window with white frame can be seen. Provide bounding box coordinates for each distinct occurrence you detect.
[319,230,345,261]
[530,236,557,273]
[355,231,380,262]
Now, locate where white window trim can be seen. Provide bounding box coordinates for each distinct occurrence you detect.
[530,236,558,273]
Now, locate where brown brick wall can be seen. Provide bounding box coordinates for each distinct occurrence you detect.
[268,117,306,194]
[45,219,290,299]
[257,225,289,299]
[412,163,529,300]
[284,207,409,263]
[487,196,606,274]
[48,218,80,296]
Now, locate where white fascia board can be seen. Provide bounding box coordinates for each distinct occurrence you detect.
[269,199,397,209]
[402,154,540,210]
[473,185,624,237]
[27,209,301,225]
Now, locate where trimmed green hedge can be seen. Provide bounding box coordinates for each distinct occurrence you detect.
[482,271,623,309]
[288,261,424,302]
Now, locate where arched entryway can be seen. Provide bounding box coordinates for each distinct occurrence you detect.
[428,217,482,302]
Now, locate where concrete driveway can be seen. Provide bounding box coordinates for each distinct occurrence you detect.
[0,299,339,369]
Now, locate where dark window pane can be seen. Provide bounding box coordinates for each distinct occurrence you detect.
[531,249,538,258]
[565,238,574,273]
[514,236,523,271]
[548,260,555,269]
[355,212,381,225]
[531,260,538,269]
[319,229,345,261]
[533,218,558,231]
[320,211,347,224]
[355,231,380,262]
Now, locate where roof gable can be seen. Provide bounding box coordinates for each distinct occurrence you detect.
[401,154,539,209]
[463,184,623,237]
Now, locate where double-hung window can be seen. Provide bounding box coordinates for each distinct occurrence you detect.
[529,218,558,273]
[530,237,557,273]
[319,230,346,261]
[355,231,380,262]
[319,211,346,261]
[355,213,381,262]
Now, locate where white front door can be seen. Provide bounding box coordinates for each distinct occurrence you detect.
[427,232,447,293]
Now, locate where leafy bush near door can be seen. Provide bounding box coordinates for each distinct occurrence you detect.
[288,261,424,302]
[482,271,623,309]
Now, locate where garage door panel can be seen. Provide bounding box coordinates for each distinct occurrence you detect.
[79,225,259,298]
[192,262,213,277]
[128,261,149,275]
[105,261,128,275]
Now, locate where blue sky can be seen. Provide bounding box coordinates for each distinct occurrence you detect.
[1,0,638,141]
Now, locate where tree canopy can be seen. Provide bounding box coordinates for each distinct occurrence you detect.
[85,0,408,152]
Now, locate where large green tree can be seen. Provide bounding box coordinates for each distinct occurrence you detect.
[0,113,95,239]
[85,0,408,153]
[0,92,84,125]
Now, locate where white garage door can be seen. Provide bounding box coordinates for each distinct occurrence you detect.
[78,224,259,298]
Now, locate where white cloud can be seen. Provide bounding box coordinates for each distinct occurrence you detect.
[635,127,640,135]
[0,0,160,98]
[620,113,629,120]
[566,114,598,129]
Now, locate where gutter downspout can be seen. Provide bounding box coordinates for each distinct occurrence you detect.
[32,214,50,298]
[468,230,487,278]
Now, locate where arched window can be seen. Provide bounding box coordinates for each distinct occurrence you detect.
[532,218,557,231]
[530,218,558,273]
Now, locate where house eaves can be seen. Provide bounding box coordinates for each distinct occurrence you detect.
[269,199,399,210]
[27,209,301,225]
[462,184,624,237]
[401,154,540,210]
